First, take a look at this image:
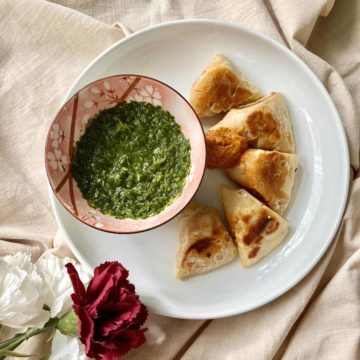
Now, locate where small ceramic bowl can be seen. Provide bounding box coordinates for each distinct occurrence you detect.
[45,75,206,234]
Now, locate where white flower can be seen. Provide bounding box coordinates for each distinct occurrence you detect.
[49,124,65,148]
[37,253,90,319]
[48,150,68,172]
[51,331,88,360]
[0,252,90,331]
[0,253,50,330]
[133,85,162,105]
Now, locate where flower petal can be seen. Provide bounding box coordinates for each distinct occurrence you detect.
[94,262,128,282]
[51,331,88,360]
[86,272,114,317]
[75,307,95,355]
[37,253,89,318]
[106,329,147,358]
[98,290,143,337]
[65,263,86,304]
[0,253,50,330]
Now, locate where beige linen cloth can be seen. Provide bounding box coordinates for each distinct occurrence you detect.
[1,0,359,359]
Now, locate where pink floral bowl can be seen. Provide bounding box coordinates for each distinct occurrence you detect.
[45,75,206,234]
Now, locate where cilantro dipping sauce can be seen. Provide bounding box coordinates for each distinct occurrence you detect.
[71,101,191,219]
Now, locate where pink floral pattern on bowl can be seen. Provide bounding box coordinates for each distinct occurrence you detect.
[45,75,206,233]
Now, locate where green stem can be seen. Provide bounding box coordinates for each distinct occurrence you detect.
[0,319,58,359]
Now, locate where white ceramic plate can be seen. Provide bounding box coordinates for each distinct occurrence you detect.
[49,20,349,319]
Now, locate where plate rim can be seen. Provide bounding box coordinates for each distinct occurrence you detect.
[51,19,350,319]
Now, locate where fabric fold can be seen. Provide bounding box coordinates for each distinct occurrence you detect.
[268,0,336,46]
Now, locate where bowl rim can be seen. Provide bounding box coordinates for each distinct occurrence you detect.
[45,73,206,234]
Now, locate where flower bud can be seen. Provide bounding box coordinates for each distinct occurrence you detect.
[56,309,78,337]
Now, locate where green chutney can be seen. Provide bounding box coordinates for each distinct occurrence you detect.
[71,101,191,219]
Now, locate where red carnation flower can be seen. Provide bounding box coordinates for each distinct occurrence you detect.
[66,262,148,360]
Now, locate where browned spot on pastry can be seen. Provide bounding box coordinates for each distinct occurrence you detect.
[242,209,279,246]
[258,152,288,195]
[192,65,261,116]
[224,175,269,208]
[242,186,269,207]
[183,222,231,266]
[236,151,289,206]
[248,246,260,259]
[182,237,222,269]
[189,238,213,253]
[246,111,281,149]
[242,214,251,224]
[204,69,253,113]
[205,127,248,169]
[265,219,279,234]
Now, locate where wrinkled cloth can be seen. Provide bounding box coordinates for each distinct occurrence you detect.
[0,0,359,359]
